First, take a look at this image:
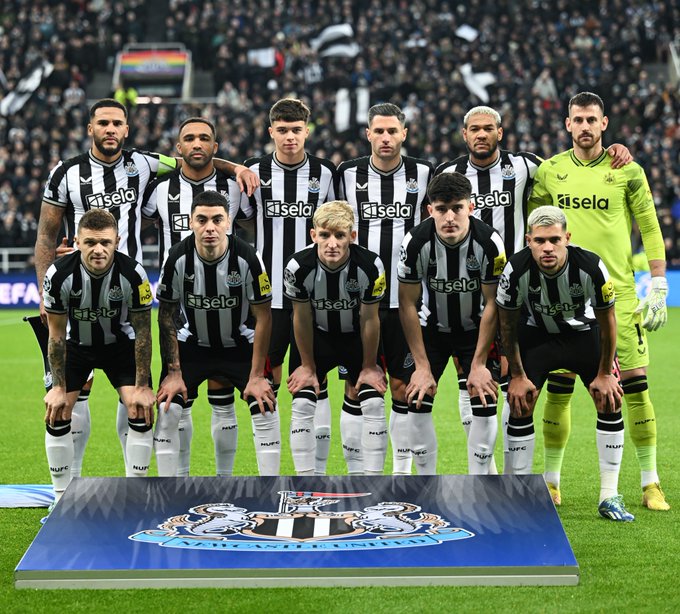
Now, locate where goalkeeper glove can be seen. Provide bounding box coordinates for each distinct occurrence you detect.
[635,276,668,332]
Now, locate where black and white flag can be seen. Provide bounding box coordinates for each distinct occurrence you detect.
[459,63,496,104]
[334,86,370,132]
[311,24,361,58]
[0,59,53,117]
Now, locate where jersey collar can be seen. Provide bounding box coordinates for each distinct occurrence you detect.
[569,148,608,167]
[180,168,217,185]
[369,156,404,177]
[273,152,308,171]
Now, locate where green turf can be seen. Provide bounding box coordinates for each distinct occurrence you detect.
[1,308,678,612]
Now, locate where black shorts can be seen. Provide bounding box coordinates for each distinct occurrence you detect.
[338,309,412,381]
[413,327,499,384]
[65,339,138,393]
[289,329,380,387]
[268,308,292,368]
[518,325,602,390]
[161,341,255,401]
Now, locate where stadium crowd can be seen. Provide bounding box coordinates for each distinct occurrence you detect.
[1,0,679,264]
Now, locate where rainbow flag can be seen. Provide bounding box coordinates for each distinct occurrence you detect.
[119,50,188,77]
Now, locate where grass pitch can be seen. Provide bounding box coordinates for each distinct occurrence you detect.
[1,308,678,612]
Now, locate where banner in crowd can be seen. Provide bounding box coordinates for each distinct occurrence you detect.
[2,272,680,309]
[0,59,53,116]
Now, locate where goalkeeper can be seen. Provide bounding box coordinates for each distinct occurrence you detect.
[529,91,669,511]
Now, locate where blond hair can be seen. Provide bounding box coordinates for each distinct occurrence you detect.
[313,200,354,232]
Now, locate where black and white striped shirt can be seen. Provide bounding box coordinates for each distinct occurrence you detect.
[398,217,506,334]
[284,244,385,335]
[495,245,615,333]
[42,251,152,346]
[142,169,249,268]
[241,153,338,309]
[43,149,176,263]
[156,235,272,348]
[338,155,433,308]
[435,150,542,257]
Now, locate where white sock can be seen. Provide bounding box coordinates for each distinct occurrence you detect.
[126,419,153,477]
[390,400,412,474]
[290,389,317,475]
[116,398,128,465]
[70,391,91,478]
[340,395,363,475]
[359,387,387,475]
[177,404,193,477]
[506,415,535,474]
[314,382,332,475]
[458,378,472,437]
[154,402,183,476]
[597,413,624,502]
[468,396,498,475]
[45,421,73,502]
[209,387,238,477]
[409,398,438,474]
[251,405,281,476]
[500,382,511,474]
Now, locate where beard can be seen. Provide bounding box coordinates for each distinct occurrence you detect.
[468,141,498,160]
[93,135,124,158]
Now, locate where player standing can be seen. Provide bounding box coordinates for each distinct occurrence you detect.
[241,98,337,475]
[529,92,669,511]
[338,103,433,475]
[143,117,256,476]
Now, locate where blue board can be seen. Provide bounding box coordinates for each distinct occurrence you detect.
[15,475,578,588]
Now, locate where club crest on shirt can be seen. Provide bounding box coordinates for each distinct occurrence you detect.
[226,271,242,287]
[108,285,124,301]
[568,283,584,297]
[405,178,419,194]
[129,490,474,552]
[345,278,361,293]
[308,177,321,193]
[466,255,481,271]
[501,164,515,180]
[124,162,139,177]
[603,172,615,185]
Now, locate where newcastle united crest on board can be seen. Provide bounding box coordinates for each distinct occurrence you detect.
[129,491,475,552]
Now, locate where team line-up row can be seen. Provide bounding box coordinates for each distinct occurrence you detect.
[34,94,669,522]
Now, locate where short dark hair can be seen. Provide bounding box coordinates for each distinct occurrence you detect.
[178,116,216,138]
[191,190,229,213]
[427,172,472,204]
[367,103,405,127]
[78,208,118,232]
[269,98,310,124]
[89,98,128,120]
[568,91,605,114]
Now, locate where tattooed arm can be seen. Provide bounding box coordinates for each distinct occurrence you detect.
[126,309,156,425]
[156,300,187,409]
[44,312,69,426]
[35,203,66,324]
